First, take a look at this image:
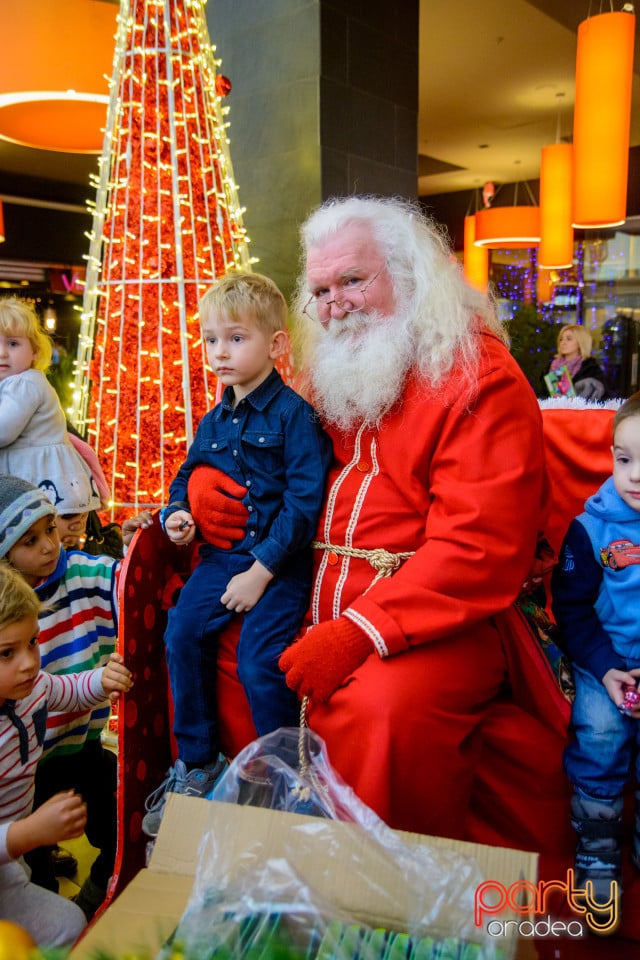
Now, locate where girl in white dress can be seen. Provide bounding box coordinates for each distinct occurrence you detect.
[0,299,100,513]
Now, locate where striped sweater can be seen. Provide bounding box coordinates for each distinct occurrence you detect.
[0,668,107,863]
[35,548,119,758]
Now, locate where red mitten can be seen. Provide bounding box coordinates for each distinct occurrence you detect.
[188,465,249,548]
[279,617,374,702]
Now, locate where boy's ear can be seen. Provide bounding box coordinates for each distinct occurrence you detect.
[269,330,288,360]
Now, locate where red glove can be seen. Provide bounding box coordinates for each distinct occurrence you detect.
[188,465,249,549]
[279,617,374,702]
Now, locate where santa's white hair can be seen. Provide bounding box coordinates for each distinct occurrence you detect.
[291,196,505,427]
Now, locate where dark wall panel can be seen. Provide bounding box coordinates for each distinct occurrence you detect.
[210,0,419,299]
[208,0,323,302]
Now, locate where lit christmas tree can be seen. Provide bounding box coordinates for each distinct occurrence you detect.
[71,0,266,513]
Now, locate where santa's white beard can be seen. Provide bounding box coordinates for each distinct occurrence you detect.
[308,310,415,431]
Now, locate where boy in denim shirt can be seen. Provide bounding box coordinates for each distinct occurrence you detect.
[143,273,332,835]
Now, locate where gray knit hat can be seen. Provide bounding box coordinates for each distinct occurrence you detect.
[0,475,56,559]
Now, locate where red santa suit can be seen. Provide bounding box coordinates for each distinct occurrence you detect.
[298,329,570,857]
[116,328,576,911]
[188,327,571,864]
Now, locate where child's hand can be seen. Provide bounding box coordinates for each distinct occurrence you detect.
[34,791,88,844]
[221,561,273,613]
[603,668,640,717]
[102,651,133,701]
[7,791,87,857]
[122,510,154,546]
[165,510,195,545]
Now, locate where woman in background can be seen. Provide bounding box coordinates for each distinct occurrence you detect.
[549,324,609,401]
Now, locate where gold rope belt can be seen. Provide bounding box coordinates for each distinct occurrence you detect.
[297,539,415,780]
[311,539,415,580]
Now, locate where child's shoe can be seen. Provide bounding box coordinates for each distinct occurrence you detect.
[73,875,107,921]
[51,844,78,878]
[570,790,623,932]
[142,756,227,837]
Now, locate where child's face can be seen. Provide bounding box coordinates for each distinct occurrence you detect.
[0,332,36,381]
[6,515,60,586]
[202,310,282,401]
[612,415,640,513]
[0,615,40,705]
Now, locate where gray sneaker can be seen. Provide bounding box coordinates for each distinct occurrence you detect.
[141,756,227,837]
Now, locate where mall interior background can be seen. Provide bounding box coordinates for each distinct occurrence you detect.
[1,0,640,399]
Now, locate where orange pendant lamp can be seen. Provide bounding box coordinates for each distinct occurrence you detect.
[539,143,574,269]
[537,269,556,304]
[0,0,117,153]
[463,215,489,292]
[572,9,635,228]
[474,184,540,249]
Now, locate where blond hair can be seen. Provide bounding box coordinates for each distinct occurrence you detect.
[0,298,53,372]
[0,561,41,632]
[199,273,288,337]
[557,323,592,360]
[613,391,640,440]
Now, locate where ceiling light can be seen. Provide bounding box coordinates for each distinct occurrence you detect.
[463,215,488,292]
[474,183,540,249]
[572,9,635,228]
[539,144,574,269]
[0,0,117,153]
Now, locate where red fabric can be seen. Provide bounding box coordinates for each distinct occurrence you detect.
[187,464,248,548]
[279,617,373,702]
[495,603,571,738]
[217,616,565,842]
[236,337,559,849]
[308,341,547,657]
[182,332,558,849]
[303,624,508,838]
[208,400,640,941]
[251,335,559,848]
[540,406,615,557]
[217,618,257,757]
[106,513,178,911]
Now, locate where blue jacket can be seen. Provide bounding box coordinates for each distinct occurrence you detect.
[167,369,333,575]
[552,476,640,680]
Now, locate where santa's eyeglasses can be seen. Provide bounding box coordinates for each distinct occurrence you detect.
[302,266,384,323]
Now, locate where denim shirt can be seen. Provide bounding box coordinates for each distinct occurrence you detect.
[168,369,333,575]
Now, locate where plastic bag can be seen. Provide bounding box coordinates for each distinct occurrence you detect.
[158,728,511,960]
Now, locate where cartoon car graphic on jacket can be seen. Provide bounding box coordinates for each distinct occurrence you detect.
[600,539,640,570]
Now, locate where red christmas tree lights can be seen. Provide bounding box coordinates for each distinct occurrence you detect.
[71,0,261,513]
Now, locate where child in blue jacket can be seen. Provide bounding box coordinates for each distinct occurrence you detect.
[553,391,640,923]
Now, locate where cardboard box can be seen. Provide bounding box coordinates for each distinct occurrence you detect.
[70,795,537,960]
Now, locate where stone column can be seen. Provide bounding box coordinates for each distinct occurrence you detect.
[208,0,418,300]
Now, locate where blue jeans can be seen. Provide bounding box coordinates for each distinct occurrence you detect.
[564,662,640,799]
[164,547,310,765]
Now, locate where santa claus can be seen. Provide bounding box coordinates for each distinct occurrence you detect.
[192,196,569,857]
